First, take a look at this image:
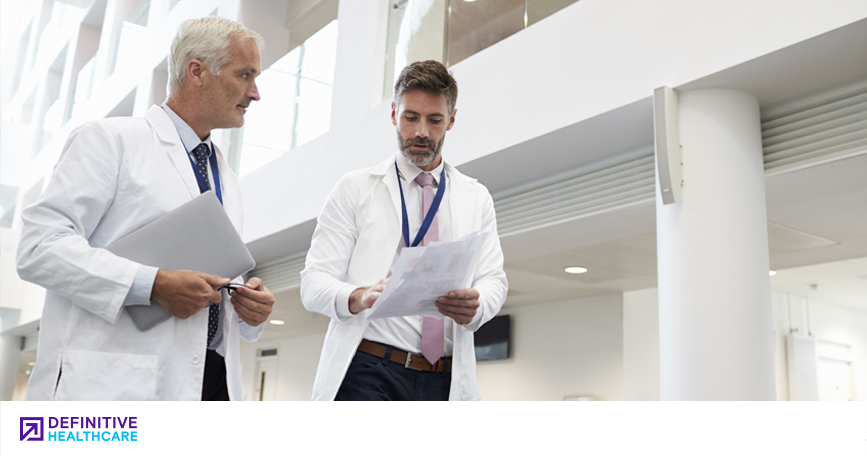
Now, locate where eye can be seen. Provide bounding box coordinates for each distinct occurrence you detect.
[405,115,418,121]
[429,118,442,124]
[241,73,250,80]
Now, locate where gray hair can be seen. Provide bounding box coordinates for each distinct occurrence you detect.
[168,16,264,96]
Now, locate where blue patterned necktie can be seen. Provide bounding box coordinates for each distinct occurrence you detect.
[192,143,220,347]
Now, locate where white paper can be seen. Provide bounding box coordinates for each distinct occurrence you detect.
[367,231,487,320]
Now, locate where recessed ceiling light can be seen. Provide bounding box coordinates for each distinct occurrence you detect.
[269,320,285,325]
[769,270,777,276]
[565,266,588,274]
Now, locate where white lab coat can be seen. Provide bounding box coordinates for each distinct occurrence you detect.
[300,155,508,400]
[17,105,262,401]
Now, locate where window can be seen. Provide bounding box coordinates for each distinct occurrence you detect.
[237,20,338,177]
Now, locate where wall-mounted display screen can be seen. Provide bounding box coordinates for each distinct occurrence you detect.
[474,314,510,361]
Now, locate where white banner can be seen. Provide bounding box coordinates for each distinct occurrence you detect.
[2,401,865,455]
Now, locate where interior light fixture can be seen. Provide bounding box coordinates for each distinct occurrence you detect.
[564,266,588,274]
[768,270,777,277]
[269,320,285,325]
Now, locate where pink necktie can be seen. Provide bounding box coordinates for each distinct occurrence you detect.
[416,173,444,365]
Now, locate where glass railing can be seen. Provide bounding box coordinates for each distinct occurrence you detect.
[383,0,448,100]
[384,0,580,99]
[238,20,338,177]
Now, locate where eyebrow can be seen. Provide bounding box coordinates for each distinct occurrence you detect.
[403,110,444,117]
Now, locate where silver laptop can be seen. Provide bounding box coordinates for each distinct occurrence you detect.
[106,191,256,331]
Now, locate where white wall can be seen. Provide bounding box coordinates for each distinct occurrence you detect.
[618,288,867,401]
[241,330,326,401]
[477,294,624,401]
[623,288,660,400]
[771,291,867,401]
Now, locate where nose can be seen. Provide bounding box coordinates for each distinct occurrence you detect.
[249,81,260,101]
[415,121,429,138]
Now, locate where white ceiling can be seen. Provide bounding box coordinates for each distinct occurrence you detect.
[254,18,867,341]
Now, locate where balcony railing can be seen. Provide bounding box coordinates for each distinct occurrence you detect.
[384,0,580,99]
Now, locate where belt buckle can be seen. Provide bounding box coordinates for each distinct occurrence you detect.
[404,352,423,371]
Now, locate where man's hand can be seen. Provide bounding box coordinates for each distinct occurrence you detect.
[436,288,480,325]
[348,278,389,314]
[230,277,275,326]
[151,269,229,319]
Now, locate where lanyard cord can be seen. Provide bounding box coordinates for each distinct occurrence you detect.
[396,162,446,248]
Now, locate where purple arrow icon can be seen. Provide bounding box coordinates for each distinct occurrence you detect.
[20,417,43,441]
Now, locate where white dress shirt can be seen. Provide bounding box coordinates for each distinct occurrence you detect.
[358,152,455,356]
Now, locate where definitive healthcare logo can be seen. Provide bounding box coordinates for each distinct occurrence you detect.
[19,415,139,442]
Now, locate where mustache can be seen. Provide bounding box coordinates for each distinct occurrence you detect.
[403,137,435,150]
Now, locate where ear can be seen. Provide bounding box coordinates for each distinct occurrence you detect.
[446,108,457,131]
[187,59,207,88]
[391,102,397,126]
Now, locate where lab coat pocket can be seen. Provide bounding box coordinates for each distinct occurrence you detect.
[54,349,158,401]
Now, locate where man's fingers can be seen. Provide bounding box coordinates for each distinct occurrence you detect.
[203,273,231,287]
[207,289,223,304]
[232,285,274,305]
[437,295,480,307]
[232,294,263,313]
[447,288,480,299]
[234,303,259,326]
[234,301,255,319]
[362,289,381,308]
[436,301,477,316]
[245,277,265,291]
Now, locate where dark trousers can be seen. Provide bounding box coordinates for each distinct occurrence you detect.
[201,349,230,401]
[335,347,451,401]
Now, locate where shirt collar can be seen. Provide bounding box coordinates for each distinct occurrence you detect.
[395,152,445,186]
[161,103,212,156]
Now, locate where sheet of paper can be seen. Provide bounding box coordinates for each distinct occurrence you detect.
[367,231,487,320]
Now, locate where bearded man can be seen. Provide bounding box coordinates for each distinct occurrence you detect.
[300,60,508,401]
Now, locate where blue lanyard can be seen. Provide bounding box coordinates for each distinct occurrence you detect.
[396,162,446,248]
[186,143,223,205]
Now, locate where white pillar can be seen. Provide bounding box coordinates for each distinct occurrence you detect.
[656,89,776,400]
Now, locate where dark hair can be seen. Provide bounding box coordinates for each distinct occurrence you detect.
[393,60,458,113]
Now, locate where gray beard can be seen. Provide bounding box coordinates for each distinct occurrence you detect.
[397,131,445,168]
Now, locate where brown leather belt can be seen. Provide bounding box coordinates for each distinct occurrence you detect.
[357,339,451,373]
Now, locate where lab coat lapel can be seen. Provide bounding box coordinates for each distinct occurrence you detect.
[145,105,200,200]
[372,155,402,224]
[446,162,476,237]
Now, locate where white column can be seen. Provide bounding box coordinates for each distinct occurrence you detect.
[656,89,776,400]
